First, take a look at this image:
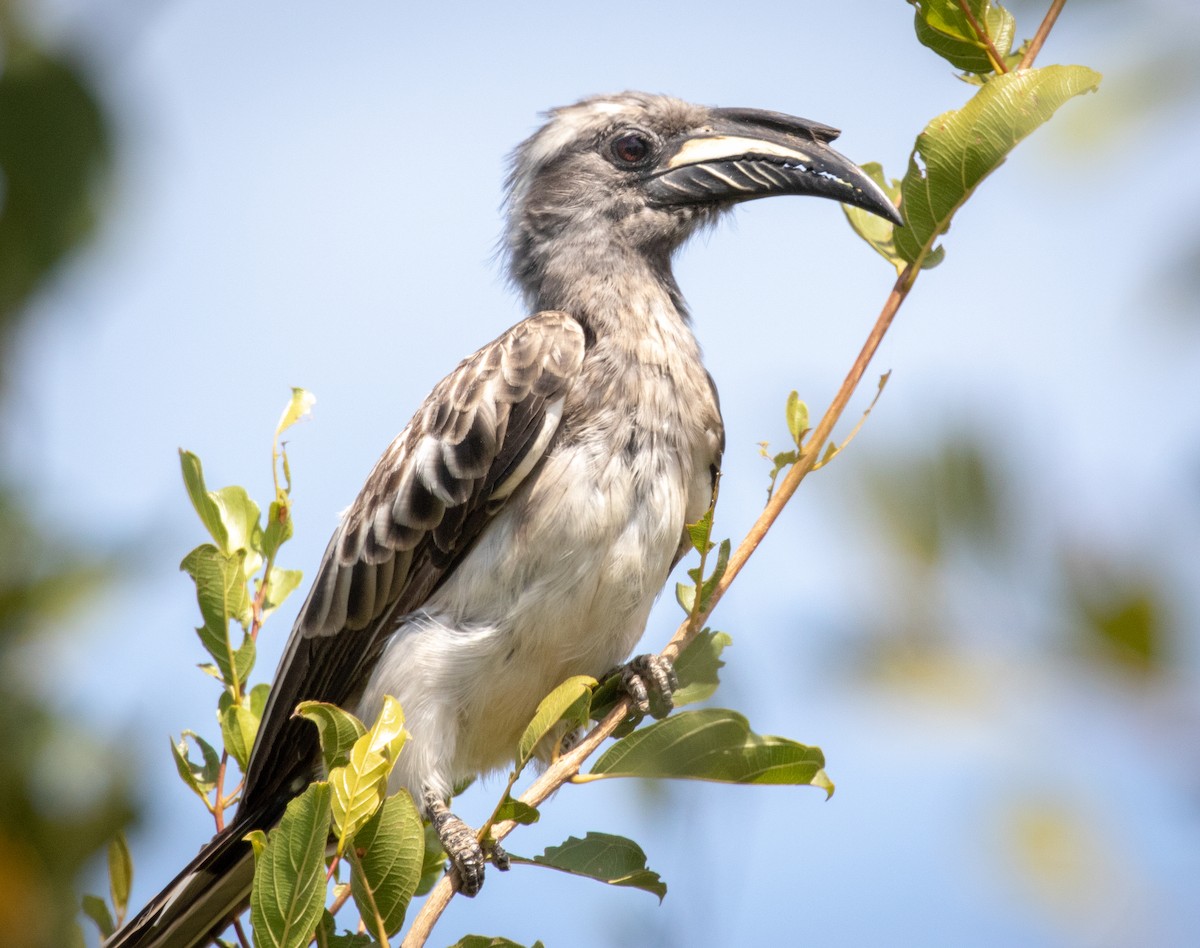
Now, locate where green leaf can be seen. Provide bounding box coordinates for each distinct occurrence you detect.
[784,391,809,448]
[894,65,1103,270]
[180,450,228,549]
[909,0,1015,74]
[672,629,732,707]
[244,829,268,860]
[261,499,295,562]
[843,162,944,272]
[249,782,331,948]
[210,484,263,569]
[80,894,114,938]
[516,675,595,767]
[586,708,831,792]
[107,832,132,923]
[178,450,263,563]
[684,508,714,555]
[263,567,303,616]
[233,634,256,684]
[329,696,407,853]
[250,682,271,718]
[276,387,317,439]
[296,700,367,773]
[220,702,260,773]
[492,797,540,826]
[509,832,666,902]
[171,730,220,801]
[348,790,425,939]
[414,822,446,896]
[447,938,544,948]
[180,543,252,688]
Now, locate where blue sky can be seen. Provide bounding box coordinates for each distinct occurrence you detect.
[9,1,1200,945]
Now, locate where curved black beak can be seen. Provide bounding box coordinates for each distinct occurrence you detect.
[646,106,902,226]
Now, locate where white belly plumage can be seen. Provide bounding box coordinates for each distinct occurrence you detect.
[358,437,692,800]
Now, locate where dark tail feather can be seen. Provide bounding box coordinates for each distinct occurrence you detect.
[104,823,255,948]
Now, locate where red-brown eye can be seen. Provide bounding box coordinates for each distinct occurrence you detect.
[611,133,652,166]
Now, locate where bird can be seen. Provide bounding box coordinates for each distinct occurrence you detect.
[108,91,900,947]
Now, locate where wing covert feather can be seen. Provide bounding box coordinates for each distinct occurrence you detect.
[239,311,585,818]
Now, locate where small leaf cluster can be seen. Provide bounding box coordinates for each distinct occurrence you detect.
[844,2,1101,273]
[248,697,425,948]
[80,834,132,940]
[172,388,314,825]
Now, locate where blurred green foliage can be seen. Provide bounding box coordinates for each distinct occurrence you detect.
[0,4,132,945]
[859,431,1176,680]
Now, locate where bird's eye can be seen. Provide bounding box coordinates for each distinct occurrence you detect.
[610,132,653,167]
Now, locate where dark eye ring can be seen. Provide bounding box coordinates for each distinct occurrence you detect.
[611,132,653,166]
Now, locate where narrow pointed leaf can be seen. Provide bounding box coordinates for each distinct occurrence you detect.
[517,675,595,767]
[587,708,830,791]
[296,701,367,773]
[107,833,132,923]
[179,450,227,549]
[276,387,316,438]
[509,832,666,902]
[894,65,1102,270]
[249,782,331,948]
[348,790,424,938]
[81,894,114,938]
[784,391,809,447]
[672,629,732,706]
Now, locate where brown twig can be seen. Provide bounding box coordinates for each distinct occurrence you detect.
[232,914,252,948]
[1019,0,1068,70]
[213,751,229,832]
[400,262,918,948]
[956,0,1009,73]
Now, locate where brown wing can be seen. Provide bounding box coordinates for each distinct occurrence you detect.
[239,310,585,821]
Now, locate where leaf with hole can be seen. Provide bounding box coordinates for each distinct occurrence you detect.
[894,65,1102,270]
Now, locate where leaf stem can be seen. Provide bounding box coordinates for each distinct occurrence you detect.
[1019,0,1068,70]
[213,750,229,832]
[956,0,1008,73]
[400,263,919,948]
[232,915,252,948]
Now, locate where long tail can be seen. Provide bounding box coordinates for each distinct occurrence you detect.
[104,822,255,948]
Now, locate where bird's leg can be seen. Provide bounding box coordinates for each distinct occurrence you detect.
[618,653,679,721]
[422,791,509,898]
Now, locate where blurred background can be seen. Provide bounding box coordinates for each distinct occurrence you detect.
[2,0,1198,945]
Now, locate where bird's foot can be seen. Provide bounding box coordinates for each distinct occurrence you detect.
[619,653,679,721]
[423,792,510,897]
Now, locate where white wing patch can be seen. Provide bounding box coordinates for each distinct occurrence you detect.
[491,396,565,501]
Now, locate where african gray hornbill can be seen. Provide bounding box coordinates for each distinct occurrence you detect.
[108,91,900,947]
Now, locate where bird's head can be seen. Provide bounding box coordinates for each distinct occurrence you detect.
[504,91,900,304]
